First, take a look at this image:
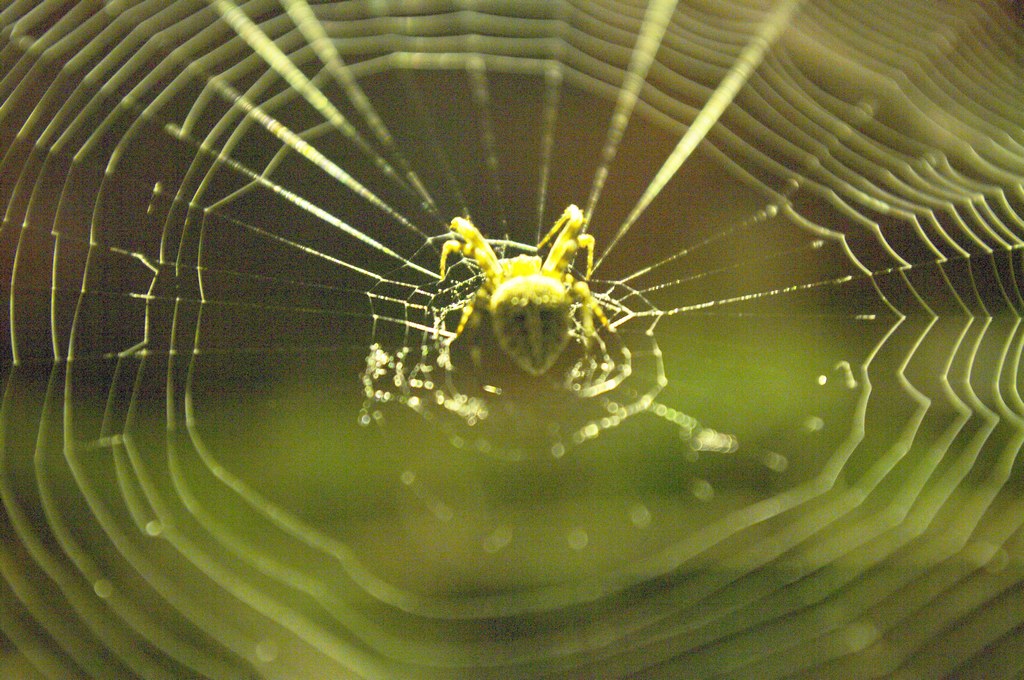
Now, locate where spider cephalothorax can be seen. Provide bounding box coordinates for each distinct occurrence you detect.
[439,205,610,375]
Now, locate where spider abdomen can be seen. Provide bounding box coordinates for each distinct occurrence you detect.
[489,275,571,375]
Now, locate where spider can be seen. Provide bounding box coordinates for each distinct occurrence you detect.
[439,204,611,375]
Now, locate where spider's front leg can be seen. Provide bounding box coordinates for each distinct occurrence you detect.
[439,239,465,280]
[576,233,596,280]
[443,216,502,284]
[541,205,594,278]
[538,204,584,249]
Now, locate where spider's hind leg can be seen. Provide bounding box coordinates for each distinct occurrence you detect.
[455,287,489,336]
[571,280,611,349]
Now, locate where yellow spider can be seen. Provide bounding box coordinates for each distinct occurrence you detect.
[439,204,610,375]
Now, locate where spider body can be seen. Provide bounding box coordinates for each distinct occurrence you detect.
[440,205,609,375]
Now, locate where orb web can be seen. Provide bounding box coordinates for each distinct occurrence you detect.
[0,1,1023,679]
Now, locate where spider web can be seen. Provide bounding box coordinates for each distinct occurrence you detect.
[1,1,1024,678]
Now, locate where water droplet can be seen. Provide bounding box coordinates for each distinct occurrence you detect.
[690,479,714,501]
[93,579,113,599]
[483,525,513,553]
[629,504,652,528]
[804,416,825,432]
[254,638,279,663]
[762,451,789,472]
[567,528,589,550]
[431,501,454,522]
[842,621,879,653]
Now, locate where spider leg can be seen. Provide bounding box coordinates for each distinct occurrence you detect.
[455,287,489,335]
[439,239,464,279]
[538,204,582,250]
[448,216,502,285]
[541,205,586,277]
[571,280,611,348]
[576,233,595,280]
